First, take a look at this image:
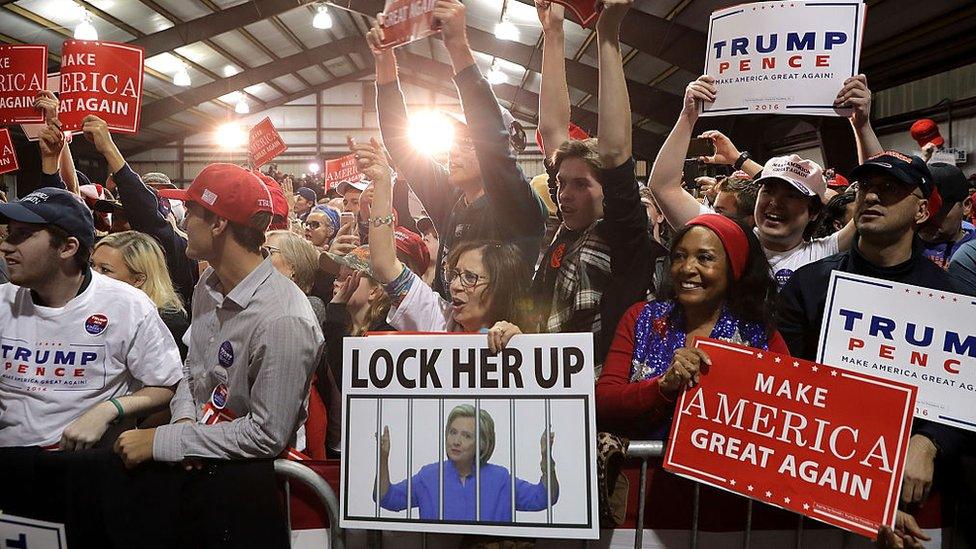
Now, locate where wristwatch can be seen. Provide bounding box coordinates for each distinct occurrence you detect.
[733,151,750,170]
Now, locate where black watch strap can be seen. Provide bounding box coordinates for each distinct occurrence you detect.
[733,151,750,170]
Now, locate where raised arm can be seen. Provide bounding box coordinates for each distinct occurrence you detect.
[836,74,882,163]
[649,76,716,228]
[595,0,632,167]
[353,137,402,284]
[367,16,453,230]
[374,425,392,502]
[536,0,569,158]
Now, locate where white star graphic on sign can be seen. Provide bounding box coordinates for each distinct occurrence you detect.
[792,361,799,367]
[831,370,838,376]
[774,357,781,363]
[730,479,736,486]
[757,353,764,359]
[784,497,791,504]
[747,485,754,492]
[765,491,772,498]
[811,366,819,372]
[803,503,810,511]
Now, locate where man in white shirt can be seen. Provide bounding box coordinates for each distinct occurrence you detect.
[0,187,182,519]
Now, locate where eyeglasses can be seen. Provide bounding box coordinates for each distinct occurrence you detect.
[856,179,924,200]
[265,245,281,255]
[443,268,489,288]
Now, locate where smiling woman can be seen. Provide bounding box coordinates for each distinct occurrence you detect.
[595,214,788,439]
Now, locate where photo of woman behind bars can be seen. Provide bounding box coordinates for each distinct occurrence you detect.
[373,404,559,522]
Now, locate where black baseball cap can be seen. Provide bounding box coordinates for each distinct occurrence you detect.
[929,162,969,209]
[850,151,935,197]
[0,187,95,251]
[295,187,317,202]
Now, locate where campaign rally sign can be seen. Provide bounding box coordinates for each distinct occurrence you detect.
[0,44,47,124]
[341,333,599,539]
[0,128,18,175]
[324,153,366,192]
[248,117,288,169]
[380,0,440,49]
[702,1,865,117]
[0,514,67,549]
[59,40,145,133]
[665,338,916,538]
[551,0,598,27]
[818,271,976,433]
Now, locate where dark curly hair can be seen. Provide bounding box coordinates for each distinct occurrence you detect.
[661,218,778,329]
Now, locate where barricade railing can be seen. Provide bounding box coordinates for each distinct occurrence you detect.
[626,439,803,549]
[274,459,344,549]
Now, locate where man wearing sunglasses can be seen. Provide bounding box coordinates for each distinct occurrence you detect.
[776,151,971,534]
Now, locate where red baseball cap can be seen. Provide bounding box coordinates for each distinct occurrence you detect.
[534,122,591,153]
[252,171,289,220]
[394,227,430,275]
[910,119,944,148]
[827,173,850,189]
[158,163,273,228]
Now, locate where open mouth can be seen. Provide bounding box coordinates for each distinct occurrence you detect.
[764,212,787,224]
[678,281,704,291]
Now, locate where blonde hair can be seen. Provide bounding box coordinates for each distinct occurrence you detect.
[352,277,391,336]
[445,405,495,464]
[94,231,184,312]
[266,230,319,293]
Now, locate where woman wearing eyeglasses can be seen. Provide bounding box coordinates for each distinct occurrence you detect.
[354,137,530,350]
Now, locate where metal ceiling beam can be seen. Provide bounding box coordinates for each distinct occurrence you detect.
[512,0,704,74]
[128,0,316,58]
[133,0,294,99]
[123,69,375,157]
[394,51,664,159]
[140,36,371,126]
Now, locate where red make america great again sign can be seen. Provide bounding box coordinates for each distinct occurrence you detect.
[248,117,287,169]
[58,40,144,133]
[664,338,916,538]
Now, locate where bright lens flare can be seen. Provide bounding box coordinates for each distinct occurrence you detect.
[408,110,454,156]
[215,122,246,149]
[308,162,321,174]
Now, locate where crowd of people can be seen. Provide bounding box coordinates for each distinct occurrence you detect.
[0,0,974,547]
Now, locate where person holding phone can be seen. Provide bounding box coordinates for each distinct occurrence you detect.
[374,405,558,521]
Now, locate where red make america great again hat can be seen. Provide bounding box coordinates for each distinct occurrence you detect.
[158,163,273,228]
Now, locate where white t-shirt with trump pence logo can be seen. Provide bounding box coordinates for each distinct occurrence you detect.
[0,271,183,447]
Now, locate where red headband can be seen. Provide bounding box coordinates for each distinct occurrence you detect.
[686,214,750,281]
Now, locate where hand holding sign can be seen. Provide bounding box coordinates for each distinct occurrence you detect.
[367,15,390,56]
[595,0,632,32]
[659,347,711,397]
[901,435,937,505]
[33,90,59,126]
[432,0,467,46]
[349,136,391,187]
[683,75,717,118]
[834,74,872,128]
[535,1,566,35]
[487,321,523,354]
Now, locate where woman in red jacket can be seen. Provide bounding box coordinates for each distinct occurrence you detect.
[596,214,787,439]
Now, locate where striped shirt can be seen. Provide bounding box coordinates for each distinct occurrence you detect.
[153,257,323,462]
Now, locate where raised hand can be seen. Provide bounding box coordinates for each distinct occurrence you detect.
[698,130,743,166]
[366,14,389,57]
[834,74,872,128]
[432,0,468,46]
[536,0,565,34]
[33,90,60,126]
[331,270,364,304]
[683,75,717,118]
[487,320,522,353]
[379,425,390,457]
[596,0,633,32]
[348,136,392,188]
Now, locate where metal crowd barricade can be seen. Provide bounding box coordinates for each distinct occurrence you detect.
[274,459,345,549]
[626,440,808,549]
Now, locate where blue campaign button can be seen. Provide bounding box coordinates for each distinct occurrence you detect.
[218,341,234,368]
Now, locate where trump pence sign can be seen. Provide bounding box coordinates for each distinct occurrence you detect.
[702,1,865,117]
[665,338,915,538]
[818,271,976,433]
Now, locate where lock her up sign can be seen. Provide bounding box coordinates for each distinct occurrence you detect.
[341,333,599,540]
[0,44,47,124]
[58,40,145,133]
[665,338,916,538]
[818,271,976,433]
[702,0,866,117]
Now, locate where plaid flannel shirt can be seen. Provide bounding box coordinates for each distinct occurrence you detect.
[542,224,612,337]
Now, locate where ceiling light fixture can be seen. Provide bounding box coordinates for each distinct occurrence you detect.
[174,65,191,87]
[235,98,250,114]
[312,4,333,30]
[74,11,98,41]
